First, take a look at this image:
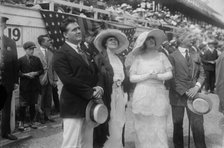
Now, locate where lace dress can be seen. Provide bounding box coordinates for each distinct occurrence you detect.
[130,52,172,148]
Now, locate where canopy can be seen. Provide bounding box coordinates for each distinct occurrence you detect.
[156,0,224,28]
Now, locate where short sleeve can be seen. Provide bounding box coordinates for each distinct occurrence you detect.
[160,53,172,72]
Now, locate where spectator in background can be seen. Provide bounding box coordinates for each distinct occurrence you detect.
[215,46,224,114]
[0,17,19,140]
[202,41,218,94]
[34,34,56,123]
[18,41,43,130]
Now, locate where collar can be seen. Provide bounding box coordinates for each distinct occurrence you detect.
[179,46,188,53]
[40,46,47,51]
[208,47,214,52]
[66,41,79,53]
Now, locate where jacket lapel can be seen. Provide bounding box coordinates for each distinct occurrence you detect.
[64,43,90,68]
[175,50,191,74]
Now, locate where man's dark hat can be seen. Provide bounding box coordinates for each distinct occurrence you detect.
[23,41,36,50]
[1,16,9,23]
[208,40,218,46]
[198,43,207,50]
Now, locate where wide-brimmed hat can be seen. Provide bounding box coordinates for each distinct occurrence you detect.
[131,29,167,55]
[23,41,36,50]
[93,29,129,54]
[85,99,108,126]
[187,93,212,115]
[121,3,128,8]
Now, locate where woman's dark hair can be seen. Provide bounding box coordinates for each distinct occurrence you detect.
[60,17,78,34]
[142,36,156,50]
[101,36,119,49]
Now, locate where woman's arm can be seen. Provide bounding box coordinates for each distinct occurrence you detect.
[130,72,151,83]
[156,71,173,81]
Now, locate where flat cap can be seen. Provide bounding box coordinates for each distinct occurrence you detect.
[23,41,36,50]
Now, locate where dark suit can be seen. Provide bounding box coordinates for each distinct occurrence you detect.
[168,49,206,148]
[53,42,103,118]
[201,49,218,92]
[18,55,43,121]
[1,35,18,136]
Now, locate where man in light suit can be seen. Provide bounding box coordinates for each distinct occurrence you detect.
[0,17,18,140]
[53,17,104,148]
[34,34,56,122]
[168,32,207,148]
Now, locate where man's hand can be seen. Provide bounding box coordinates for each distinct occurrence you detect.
[186,86,200,99]
[93,86,104,99]
[14,83,19,90]
[24,72,34,78]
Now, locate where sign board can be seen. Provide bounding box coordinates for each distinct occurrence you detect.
[4,25,22,46]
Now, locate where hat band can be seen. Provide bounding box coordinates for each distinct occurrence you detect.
[89,102,97,123]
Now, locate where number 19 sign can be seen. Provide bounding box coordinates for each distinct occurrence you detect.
[4,25,22,46]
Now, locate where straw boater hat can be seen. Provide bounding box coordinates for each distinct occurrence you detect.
[131,29,167,55]
[93,29,129,54]
[187,93,212,115]
[85,99,108,126]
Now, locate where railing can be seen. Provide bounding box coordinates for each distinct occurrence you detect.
[38,0,164,28]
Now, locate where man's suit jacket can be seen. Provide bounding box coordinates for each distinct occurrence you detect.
[168,50,205,106]
[53,43,103,118]
[201,49,218,71]
[34,47,57,85]
[1,35,18,93]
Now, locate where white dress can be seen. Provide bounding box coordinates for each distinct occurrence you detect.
[103,49,128,148]
[130,52,172,148]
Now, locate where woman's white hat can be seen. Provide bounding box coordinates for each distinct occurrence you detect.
[187,93,212,115]
[131,29,167,55]
[93,29,129,54]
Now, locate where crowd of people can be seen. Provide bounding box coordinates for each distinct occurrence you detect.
[0,16,59,140]
[1,1,224,148]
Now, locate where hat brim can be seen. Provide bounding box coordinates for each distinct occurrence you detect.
[132,29,167,55]
[85,99,108,127]
[187,93,212,115]
[93,29,129,54]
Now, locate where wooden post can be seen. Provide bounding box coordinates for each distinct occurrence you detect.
[0,15,5,81]
[49,0,54,11]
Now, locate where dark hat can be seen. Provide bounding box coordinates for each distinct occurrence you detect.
[198,43,207,50]
[187,93,212,115]
[1,16,9,23]
[208,40,218,46]
[23,41,36,50]
[85,99,108,127]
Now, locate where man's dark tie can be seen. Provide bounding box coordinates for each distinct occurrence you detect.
[185,49,190,63]
[77,46,89,65]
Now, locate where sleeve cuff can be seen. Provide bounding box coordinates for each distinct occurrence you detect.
[98,86,104,94]
[195,82,201,88]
